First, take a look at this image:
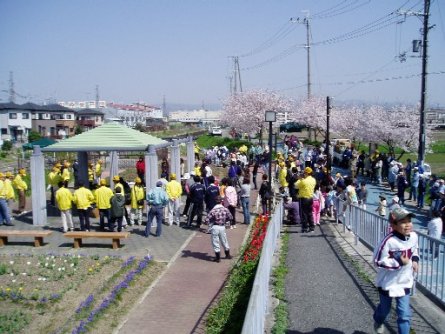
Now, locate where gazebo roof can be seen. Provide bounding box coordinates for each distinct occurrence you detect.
[42,123,168,152]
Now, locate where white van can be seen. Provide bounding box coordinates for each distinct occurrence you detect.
[209,126,222,136]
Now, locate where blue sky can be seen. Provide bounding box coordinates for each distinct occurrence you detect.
[0,0,444,108]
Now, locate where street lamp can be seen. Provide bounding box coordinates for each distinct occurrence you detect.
[265,110,276,213]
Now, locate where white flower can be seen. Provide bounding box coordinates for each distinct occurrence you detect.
[46,257,49,261]
[42,278,46,281]
[77,255,81,258]
[64,260,67,263]
[51,263,55,267]
[70,263,74,267]
[22,273,27,276]
[62,267,65,271]
[58,268,62,271]
[12,279,16,283]
[51,256,55,259]
[10,273,14,276]
[9,261,14,265]
[45,263,49,267]
[27,262,31,265]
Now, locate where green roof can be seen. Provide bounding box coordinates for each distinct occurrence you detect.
[42,123,167,152]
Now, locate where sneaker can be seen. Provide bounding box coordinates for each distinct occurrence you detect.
[233,225,237,229]
[374,322,385,334]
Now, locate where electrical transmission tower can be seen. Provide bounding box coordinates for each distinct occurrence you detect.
[9,71,15,103]
[230,56,243,95]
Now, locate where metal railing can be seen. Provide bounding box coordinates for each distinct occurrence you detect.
[335,198,445,305]
[241,199,284,334]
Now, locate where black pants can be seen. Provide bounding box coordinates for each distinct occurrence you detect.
[300,198,314,231]
[188,202,203,227]
[110,216,123,232]
[78,208,91,231]
[228,205,236,226]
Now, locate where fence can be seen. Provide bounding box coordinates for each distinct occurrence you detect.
[241,199,284,334]
[335,198,445,305]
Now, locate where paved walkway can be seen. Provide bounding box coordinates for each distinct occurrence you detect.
[285,219,445,334]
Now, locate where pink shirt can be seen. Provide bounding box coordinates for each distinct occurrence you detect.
[223,186,238,207]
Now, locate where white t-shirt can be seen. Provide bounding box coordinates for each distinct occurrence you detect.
[428,217,443,240]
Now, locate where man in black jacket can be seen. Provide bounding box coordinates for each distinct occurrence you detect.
[186,175,205,228]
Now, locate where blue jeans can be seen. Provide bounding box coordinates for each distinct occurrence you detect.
[0,198,9,224]
[241,197,250,224]
[146,206,164,237]
[99,209,110,229]
[373,291,411,334]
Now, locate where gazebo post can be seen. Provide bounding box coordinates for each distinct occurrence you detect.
[31,146,47,226]
[77,152,89,186]
[186,136,195,173]
[146,146,158,190]
[171,139,181,179]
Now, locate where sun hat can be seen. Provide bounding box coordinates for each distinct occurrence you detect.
[113,175,120,182]
[100,179,107,186]
[156,180,163,187]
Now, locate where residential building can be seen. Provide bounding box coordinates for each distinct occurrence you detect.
[76,108,105,131]
[0,102,32,143]
[31,104,76,139]
[169,109,221,124]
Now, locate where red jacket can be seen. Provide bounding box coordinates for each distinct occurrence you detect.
[136,160,145,174]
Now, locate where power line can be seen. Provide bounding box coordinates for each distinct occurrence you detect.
[313,0,372,19]
[237,20,297,58]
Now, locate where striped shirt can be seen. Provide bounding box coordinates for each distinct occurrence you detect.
[205,204,233,226]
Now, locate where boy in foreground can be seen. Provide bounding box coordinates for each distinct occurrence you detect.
[373,208,419,334]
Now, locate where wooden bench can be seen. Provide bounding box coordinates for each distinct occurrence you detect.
[0,230,53,247]
[64,231,130,249]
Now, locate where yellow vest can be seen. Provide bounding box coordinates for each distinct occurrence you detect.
[130,185,145,209]
[73,187,94,210]
[95,186,114,209]
[13,174,28,191]
[56,187,73,211]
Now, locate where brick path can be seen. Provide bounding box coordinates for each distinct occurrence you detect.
[116,224,250,334]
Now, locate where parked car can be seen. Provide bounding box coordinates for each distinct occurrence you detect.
[209,126,222,136]
[279,122,305,133]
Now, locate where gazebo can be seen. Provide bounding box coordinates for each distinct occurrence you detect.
[27,123,196,226]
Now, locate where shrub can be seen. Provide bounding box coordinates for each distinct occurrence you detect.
[28,130,42,143]
[1,140,13,151]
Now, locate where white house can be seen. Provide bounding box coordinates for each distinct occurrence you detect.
[0,102,32,143]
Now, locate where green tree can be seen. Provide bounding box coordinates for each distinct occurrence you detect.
[75,125,83,135]
[28,130,42,142]
[1,140,13,151]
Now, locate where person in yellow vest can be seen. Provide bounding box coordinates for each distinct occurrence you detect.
[61,161,71,184]
[95,160,103,184]
[278,161,289,193]
[166,173,182,226]
[94,179,114,231]
[73,181,95,231]
[193,161,202,177]
[88,162,95,189]
[130,177,145,226]
[194,143,200,161]
[0,172,14,226]
[295,167,317,233]
[48,166,61,206]
[55,181,74,232]
[4,172,15,202]
[13,168,28,214]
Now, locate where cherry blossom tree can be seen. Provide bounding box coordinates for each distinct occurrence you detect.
[221,90,293,137]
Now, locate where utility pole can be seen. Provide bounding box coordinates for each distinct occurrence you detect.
[304,12,311,99]
[162,95,168,118]
[326,96,332,172]
[95,84,100,109]
[290,12,311,98]
[417,0,430,167]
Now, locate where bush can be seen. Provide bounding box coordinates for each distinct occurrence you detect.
[28,130,42,143]
[1,140,13,151]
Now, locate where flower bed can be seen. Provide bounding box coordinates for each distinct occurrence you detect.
[0,254,165,333]
[206,214,270,334]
